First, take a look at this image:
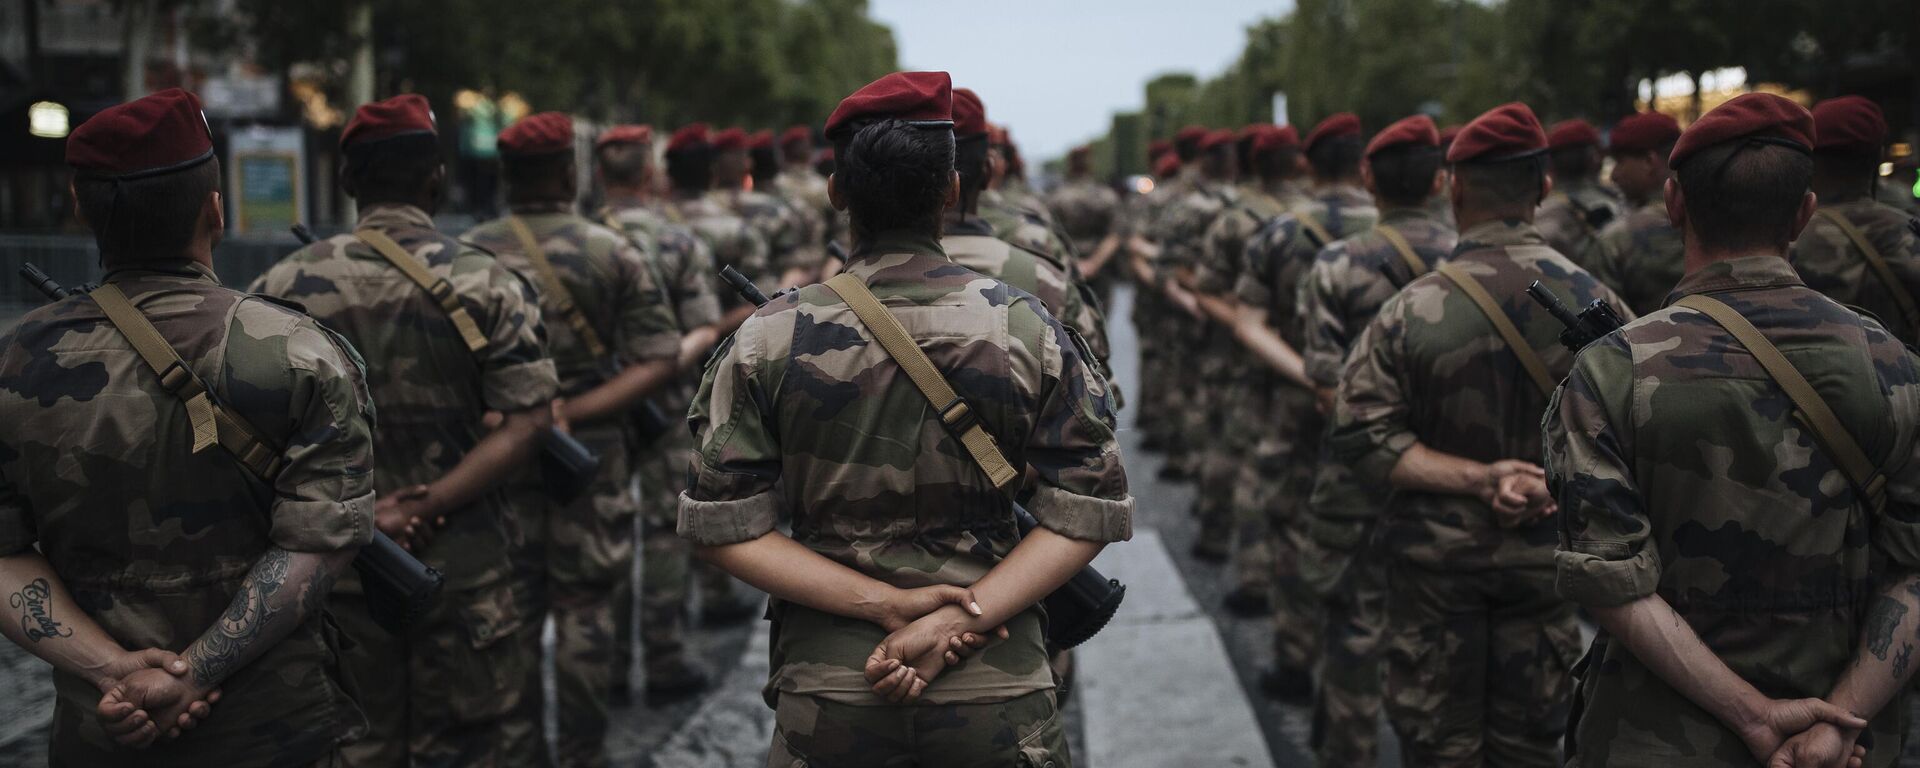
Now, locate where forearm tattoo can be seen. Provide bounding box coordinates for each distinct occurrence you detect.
[10,578,72,643]
[1865,594,1908,661]
[1894,643,1914,681]
[187,550,291,687]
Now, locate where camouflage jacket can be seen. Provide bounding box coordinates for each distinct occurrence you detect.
[1546,255,1920,767]
[1150,179,1234,284]
[731,188,823,278]
[1236,183,1379,347]
[1536,179,1622,275]
[1329,220,1628,571]
[980,195,1080,269]
[1297,206,1457,389]
[1788,198,1920,346]
[668,192,774,309]
[1881,178,1920,217]
[943,215,1112,368]
[463,202,681,398]
[989,181,1056,229]
[601,199,726,416]
[1592,198,1684,317]
[775,166,842,255]
[1193,185,1287,298]
[254,204,559,590]
[0,261,375,766]
[1045,177,1124,254]
[678,231,1132,706]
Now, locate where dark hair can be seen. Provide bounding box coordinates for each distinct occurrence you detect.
[345,134,442,206]
[1454,155,1547,212]
[750,145,780,188]
[954,134,991,209]
[831,119,954,239]
[1254,147,1298,182]
[665,145,713,193]
[1368,146,1444,207]
[74,156,222,264]
[501,151,575,203]
[1611,142,1677,162]
[1307,135,1364,180]
[1174,134,1201,162]
[595,142,649,186]
[1548,145,1600,182]
[1675,143,1812,251]
[1236,135,1257,179]
[1812,148,1880,193]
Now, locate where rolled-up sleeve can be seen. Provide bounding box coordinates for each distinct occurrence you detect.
[678,318,784,546]
[272,319,378,553]
[1023,304,1133,543]
[1546,340,1660,607]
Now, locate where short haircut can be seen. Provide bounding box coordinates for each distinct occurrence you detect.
[1308,135,1364,180]
[501,151,575,201]
[595,142,649,186]
[1368,146,1444,207]
[1254,147,1298,181]
[74,157,222,264]
[955,134,991,206]
[1675,143,1812,251]
[831,119,955,239]
[345,134,441,204]
[1455,155,1547,211]
[1548,145,1599,182]
[1174,134,1201,162]
[750,145,780,187]
[1813,147,1880,182]
[665,145,713,193]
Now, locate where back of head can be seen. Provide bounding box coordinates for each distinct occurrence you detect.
[1448,103,1551,219]
[665,123,715,194]
[823,71,959,240]
[1545,119,1602,182]
[1365,115,1442,207]
[1811,95,1888,200]
[1669,92,1816,253]
[1304,113,1364,182]
[596,141,650,188]
[66,88,223,265]
[339,93,443,209]
[498,112,577,204]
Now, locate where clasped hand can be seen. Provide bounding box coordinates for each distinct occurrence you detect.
[1740,697,1870,768]
[1481,460,1556,528]
[92,648,221,749]
[859,585,1008,704]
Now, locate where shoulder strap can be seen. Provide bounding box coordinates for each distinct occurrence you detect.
[1816,208,1920,339]
[355,229,489,354]
[1674,293,1887,512]
[822,272,1021,491]
[1375,224,1429,280]
[1435,262,1556,396]
[506,215,609,359]
[1296,213,1335,249]
[90,284,283,481]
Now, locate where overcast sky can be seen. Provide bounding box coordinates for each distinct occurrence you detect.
[867,0,1286,163]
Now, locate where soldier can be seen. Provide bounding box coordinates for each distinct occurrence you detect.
[753,129,831,286]
[1297,114,1457,767]
[1151,128,1239,499]
[1536,119,1623,272]
[679,70,1131,767]
[1548,93,1918,768]
[1329,102,1627,766]
[1,88,372,766]
[1234,112,1379,700]
[990,125,1053,225]
[1788,96,1920,348]
[1592,111,1684,316]
[664,123,775,337]
[593,124,726,703]
[1127,141,1189,454]
[250,94,557,767]
[463,112,683,767]
[1046,145,1125,302]
[775,124,842,254]
[714,127,819,289]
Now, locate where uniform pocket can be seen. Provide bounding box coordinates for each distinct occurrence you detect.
[1016,702,1070,768]
[1530,619,1586,728]
[439,581,533,723]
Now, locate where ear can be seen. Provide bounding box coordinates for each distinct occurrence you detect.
[203,189,225,243]
[1449,170,1464,205]
[944,170,961,210]
[1360,159,1378,195]
[1663,177,1685,230]
[69,178,87,227]
[338,157,356,199]
[1428,166,1445,198]
[1538,171,1554,206]
[827,173,846,211]
[1787,189,1817,241]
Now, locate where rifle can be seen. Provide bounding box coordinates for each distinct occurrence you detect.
[1527,280,1627,353]
[20,259,444,635]
[719,264,1125,649]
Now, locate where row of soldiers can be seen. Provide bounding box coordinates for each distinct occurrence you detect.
[1104,91,1920,766]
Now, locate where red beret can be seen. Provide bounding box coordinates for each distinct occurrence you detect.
[1305,113,1362,152]
[1148,139,1173,160]
[824,71,953,140]
[1812,96,1887,152]
[667,123,709,153]
[989,125,1009,147]
[1154,153,1181,178]
[711,127,748,152]
[1670,92,1814,169]
[67,88,214,178]
[1199,128,1237,151]
[1365,115,1439,157]
[1438,124,1463,147]
[1175,125,1209,145]
[341,94,435,150]
[1607,111,1681,154]
[1545,119,1601,150]
[1253,125,1301,155]
[498,112,573,156]
[747,129,775,151]
[594,124,652,149]
[1447,102,1547,164]
[781,125,812,147]
[952,87,989,138]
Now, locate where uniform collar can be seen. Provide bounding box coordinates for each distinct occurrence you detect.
[844,229,950,278]
[508,200,573,216]
[1318,181,1370,207]
[1379,205,1441,225]
[355,202,435,231]
[1455,218,1546,253]
[1664,254,1803,306]
[943,213,994,237]
[103,258,219,285]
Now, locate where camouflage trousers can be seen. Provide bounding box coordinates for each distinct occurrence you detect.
[631,429,694,678]
[1311,527,1389,767]
[1243,388,1323,672]
[504,422,639,768]
[1191,334,1246,556]
[332,577,532,768]
[768,690,1070,768]
[1384,561,1579,768]
[1130,286,1173,444]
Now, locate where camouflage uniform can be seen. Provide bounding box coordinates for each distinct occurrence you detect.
[942,215,1110,367]
[1787,198,1920,347]
[1330,220,1627,766]
[1548,255,1920,767]
[1130,173,1192,449]
[1149,179,1234,486]
[1296,206,1456,766]
[1591,199,1684,317]
[672,192,775,303]
[775,165,841,252]
[1046,176,1125,301]
[678,231,1132,767]
[732,188,825,281]
[1235,183,1377,677]
[253,204,560,767]
[1881,178,1920,217]
[598,200,723,691]
[1535,179,1622,276]
[464,203,681,768]
[2,260,375,767]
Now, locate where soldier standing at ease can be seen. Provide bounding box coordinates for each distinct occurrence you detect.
[1548,92,1915,768]
[1046,145,1126,304]
[664,123,775,339]
[1330,102,1628,766]
[1593,111,1685,316]
[1234,112,1378,700]
[463,112,683,767]
[1,89,371,767]
[1536,119,1622,273]
[1297,114,1457,767]
[775,125,842,255]
[713,127,818,289]
[593,125,726,704]
[751,130,831,287]
[1789,96,1920,348]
